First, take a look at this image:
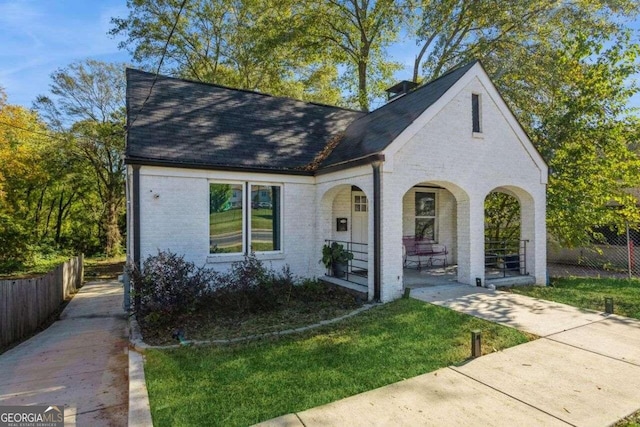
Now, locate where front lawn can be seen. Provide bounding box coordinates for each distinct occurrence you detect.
[144,298,533,426]
[507,277,640,319]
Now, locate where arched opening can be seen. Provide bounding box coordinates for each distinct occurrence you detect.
[318,184,370,292]
[484,187,529,280]
[400,181,467,287]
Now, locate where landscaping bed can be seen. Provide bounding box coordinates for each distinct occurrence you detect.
[143,298,534,426]
[139,281,363,345]
[505,277,640,319]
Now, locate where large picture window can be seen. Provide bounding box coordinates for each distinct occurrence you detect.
[209,182,282,254]
[415,192,436,241]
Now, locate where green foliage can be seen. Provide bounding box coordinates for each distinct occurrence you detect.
[321,242,354,268]
[209,183,232,213]
[127,250,215,319]
[207,253,296,313]
[110,0,342,105]
[0,212,31,271]
[144,298,531,426]
[484,192,520,243]
[36,60,127,256]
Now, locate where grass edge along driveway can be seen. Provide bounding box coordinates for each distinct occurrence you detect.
[507,277,640,320]
[144,298,533,427]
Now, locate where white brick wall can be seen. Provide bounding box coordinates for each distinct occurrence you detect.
[378,71,547,298]
[136,166,318,278]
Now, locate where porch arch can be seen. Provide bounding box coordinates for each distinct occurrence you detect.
[398,180,475,286]
[485,185,538,280]
[318,183,372,296]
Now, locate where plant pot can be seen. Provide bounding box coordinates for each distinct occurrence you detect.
[332,262,347,278]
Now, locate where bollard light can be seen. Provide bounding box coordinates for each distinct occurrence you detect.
[471,330,482,358]
[605,297,614,314]
[476,277,482,287]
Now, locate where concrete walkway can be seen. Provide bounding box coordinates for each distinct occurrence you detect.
[258,285,640,426]
[0,280,128,426]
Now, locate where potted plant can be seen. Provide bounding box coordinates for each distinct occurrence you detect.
[321,242,354,278]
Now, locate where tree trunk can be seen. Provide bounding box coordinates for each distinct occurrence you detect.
[103,196,122,257]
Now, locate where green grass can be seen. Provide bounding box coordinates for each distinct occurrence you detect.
[210,208,273,234]
[144,298,532,426]
[507,277,640,320]
[0,254,77,279]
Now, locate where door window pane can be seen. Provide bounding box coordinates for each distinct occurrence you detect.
[210,183,243,253]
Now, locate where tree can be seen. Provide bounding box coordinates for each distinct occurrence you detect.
[310,0,405,110]
[409,1,640,246]
[110,0,342,104]
[36,60,127,256]
[0,89,58,267]
[484,192,520,243]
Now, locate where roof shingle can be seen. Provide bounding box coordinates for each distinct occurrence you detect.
[125,61,477,173]
[125,70,364,171]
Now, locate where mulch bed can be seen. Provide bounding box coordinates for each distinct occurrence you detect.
[139,283,365,346]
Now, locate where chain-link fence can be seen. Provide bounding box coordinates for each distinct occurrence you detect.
[548,223,640,279]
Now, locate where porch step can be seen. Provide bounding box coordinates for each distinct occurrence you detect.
[486,275,536,287]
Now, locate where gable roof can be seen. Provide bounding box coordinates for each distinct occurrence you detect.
[125,61,478,174]
[125,69,365,173]
[321,61,478,168]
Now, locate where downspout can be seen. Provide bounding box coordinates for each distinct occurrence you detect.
[132,165,141,309]
[372,160,382,302]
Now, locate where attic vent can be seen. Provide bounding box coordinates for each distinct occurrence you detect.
[385,80,418,101]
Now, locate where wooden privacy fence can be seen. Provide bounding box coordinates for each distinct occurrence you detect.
[0,255,84,349]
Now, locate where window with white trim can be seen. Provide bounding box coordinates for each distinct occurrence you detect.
[415,191,436,241]
[209,182,282,254]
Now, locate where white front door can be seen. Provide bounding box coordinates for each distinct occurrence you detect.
[351,191,368,271]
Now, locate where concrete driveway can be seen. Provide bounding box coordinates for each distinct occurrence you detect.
[0,280,128,426]
[258,285,640,426]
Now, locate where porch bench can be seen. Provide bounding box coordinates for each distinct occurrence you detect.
[402,236,448,270]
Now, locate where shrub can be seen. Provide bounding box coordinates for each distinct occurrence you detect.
[127,250,214,319]
[209,254,295,313]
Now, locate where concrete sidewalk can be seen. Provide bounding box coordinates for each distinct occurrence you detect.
[258,285,640,426]
[0,280,128,426]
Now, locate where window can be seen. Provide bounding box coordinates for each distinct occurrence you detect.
[210,182,282,254]
[472,93,481,133]
[415,192,436,241]
[354,194,368,212]
[250,185,281,252]
[210,183,244,253]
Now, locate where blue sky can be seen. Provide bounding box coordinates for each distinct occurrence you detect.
[0,0,639,111]
[0,0,129,107]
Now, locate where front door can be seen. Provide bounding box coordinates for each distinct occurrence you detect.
[351,191,368,272]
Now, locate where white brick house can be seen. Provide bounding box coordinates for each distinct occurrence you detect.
[125,61,548,302]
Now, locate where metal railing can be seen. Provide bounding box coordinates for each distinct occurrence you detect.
[485,240,528,278]
[324,239,368,286]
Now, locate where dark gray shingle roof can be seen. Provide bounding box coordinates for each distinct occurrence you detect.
[126,61,477,173]
[125,69,365,171]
